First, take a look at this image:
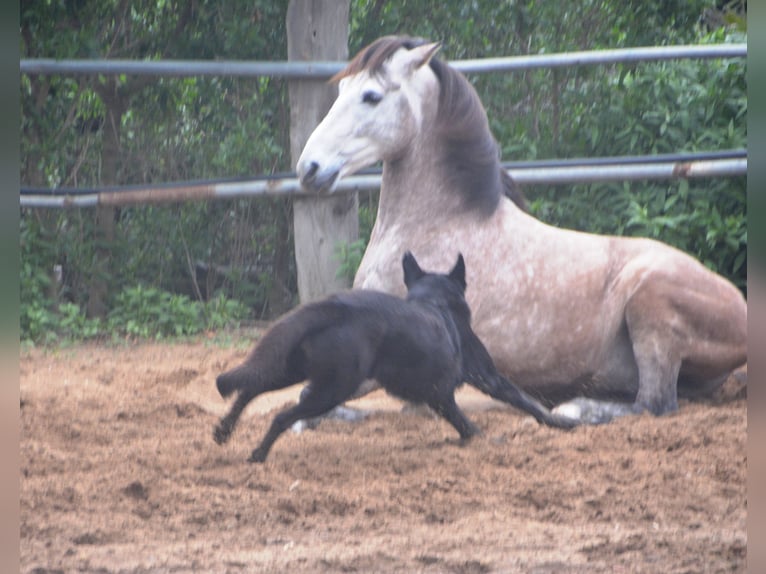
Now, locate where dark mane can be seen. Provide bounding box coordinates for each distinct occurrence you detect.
[332,36,424,82]
[333,36,527,215]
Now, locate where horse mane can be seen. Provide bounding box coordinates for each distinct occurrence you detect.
[333,36,527,215]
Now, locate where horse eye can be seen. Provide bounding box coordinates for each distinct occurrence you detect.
[362,91,383,105]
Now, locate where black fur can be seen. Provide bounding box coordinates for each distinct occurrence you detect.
[213,252,574,463]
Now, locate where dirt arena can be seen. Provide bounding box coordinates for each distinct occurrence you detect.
[20,335,747,573]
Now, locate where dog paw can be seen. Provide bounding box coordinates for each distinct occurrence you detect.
[248,448,267,463]
[213,425,230,445]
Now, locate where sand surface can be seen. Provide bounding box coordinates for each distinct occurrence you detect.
[20,337,746,573]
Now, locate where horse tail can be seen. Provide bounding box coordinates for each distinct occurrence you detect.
[215,298,348,398]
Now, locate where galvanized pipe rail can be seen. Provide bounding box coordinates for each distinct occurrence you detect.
[20,44,746,79]
[20,157,747,209]
[20,43,748,208]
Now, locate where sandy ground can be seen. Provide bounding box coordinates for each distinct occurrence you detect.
[20,335,747,573]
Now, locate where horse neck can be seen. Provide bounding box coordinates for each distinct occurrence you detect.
[377,131,466,229]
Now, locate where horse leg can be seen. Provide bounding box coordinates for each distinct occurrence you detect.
[551,299,682,425]
[631,340,682,415]
[623,270,733,417]
[551,340,681,425]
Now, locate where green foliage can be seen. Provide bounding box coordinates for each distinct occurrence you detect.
[203,292,251,332]
[107,285,248,339]
[20,297,59,345]
[20,215,58,343]
[57,303,103,341]
[524,25,746,292]
[335,239,367,283]
[106,285,202,339]
[333,195,377,281]
[106,285,249,340]
[21,0,294,334]
[20,281,249,344]
[20,214,249,343]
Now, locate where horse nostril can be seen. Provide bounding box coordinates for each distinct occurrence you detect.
[299,160,338,192]
[304,161,319,181]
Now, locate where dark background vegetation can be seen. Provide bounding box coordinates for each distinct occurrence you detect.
[20,0,747,343]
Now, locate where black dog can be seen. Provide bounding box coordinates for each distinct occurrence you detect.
[213,252,574,463]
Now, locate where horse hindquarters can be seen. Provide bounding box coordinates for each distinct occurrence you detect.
[623,262,746,416]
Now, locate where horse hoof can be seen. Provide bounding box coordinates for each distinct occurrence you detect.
[551,402,584,422]
[290,419,314,434]
[552,398,639,425]
[554,415,580,430]
[333,405,370,422]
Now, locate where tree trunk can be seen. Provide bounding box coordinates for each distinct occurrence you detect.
[287,0,357,304]
[87,80,125,318]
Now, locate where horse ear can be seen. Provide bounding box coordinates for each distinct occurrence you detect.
[414,41,441,68]
[449,253,467,290]
[402,251,425,289]
[403,42,441,75]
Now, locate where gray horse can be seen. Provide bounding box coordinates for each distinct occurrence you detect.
[296,36,747,424]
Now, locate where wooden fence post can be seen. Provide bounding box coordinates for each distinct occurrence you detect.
[287,0,356,304]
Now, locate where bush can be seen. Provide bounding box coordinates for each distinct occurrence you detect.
[106,285,250,340]
[524,29,747,293]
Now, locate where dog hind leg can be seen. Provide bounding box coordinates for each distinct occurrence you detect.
[213,388,257,445]
[249,377,361,463]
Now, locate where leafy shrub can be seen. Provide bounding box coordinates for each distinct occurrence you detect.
[333,197,377,282]
[57,302,102,340]
[525,29,746,293]
[107,285,249,340]
[203,292,251,331]
[334,239,368,283]
[106,285,200,339]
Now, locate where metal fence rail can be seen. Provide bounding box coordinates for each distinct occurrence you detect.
[20,43,746,78]
[20,43,748,208]
[20,154,747,209]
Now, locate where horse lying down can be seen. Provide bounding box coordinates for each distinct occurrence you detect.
[213,252,575,463]
[296,36,747,425]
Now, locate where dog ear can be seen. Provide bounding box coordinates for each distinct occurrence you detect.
[402,251,424,289]
[449,253,466,290]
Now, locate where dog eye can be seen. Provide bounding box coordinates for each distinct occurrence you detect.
[362,90,383,105]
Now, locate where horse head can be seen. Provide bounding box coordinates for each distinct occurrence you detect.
[297,37,441,193]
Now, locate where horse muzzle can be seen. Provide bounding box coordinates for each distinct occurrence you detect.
[297,160,340,194]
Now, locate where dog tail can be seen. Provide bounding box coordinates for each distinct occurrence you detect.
[215,298,347,398]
